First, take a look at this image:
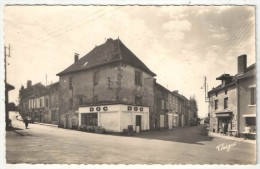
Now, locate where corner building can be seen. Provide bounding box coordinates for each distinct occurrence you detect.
[57,38,156,131]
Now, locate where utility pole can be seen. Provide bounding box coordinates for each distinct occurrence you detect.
[5,44,11,129]
[203,76,209,103]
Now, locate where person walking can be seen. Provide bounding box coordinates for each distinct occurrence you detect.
[244,124,251,140]
[24,117,29,129]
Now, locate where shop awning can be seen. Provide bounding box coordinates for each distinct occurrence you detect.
[242,114,256,117]
[216,112,232,117]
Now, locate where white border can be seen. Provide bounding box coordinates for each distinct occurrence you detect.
[1,1,259,169]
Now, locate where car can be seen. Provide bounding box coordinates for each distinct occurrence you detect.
[26,116,34,124]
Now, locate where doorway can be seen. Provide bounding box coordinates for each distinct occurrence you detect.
[136,115,142,132]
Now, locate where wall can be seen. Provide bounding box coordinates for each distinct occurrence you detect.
[100,111,119,132]
[238,75,256,133]
[58,62,154,129]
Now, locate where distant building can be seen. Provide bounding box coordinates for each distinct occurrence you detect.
[56,38,156,131]
[208,54,256,139]
[19,80,58,125]
[154,82,170,129]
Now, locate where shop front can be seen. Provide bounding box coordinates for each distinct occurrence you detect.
[216,112,233,134]
[78,104,150,132]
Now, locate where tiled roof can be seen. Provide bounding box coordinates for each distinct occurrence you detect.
[57,38,156,76]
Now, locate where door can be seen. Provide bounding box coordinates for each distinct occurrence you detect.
[65,114,69,129]
[136,115,142,132]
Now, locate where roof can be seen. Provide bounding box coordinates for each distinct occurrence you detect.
[208,81,236,95]
[6,83,15,91]
[155,82,171,93]
[57,38,156,76]
[20,83,49,98]
[216,74,233,80]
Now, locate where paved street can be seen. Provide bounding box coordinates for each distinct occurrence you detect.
[6,111,256,164]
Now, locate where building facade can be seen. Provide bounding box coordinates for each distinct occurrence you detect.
[56,38,156,131]
[208,54,256,139]
[19,80,59,124]
[235,55,256,138]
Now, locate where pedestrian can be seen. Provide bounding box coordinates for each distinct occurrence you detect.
[24,117,29,129]
[223,123,228,135]
[244,124,251,140]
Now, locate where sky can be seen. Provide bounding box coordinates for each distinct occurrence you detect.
[3,5,255,118]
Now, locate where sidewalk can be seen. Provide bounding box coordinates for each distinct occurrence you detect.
[34,122,58,128]
[208,131,256,145]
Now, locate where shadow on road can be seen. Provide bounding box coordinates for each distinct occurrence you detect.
[133,125,214,145]
[6,127,28,136]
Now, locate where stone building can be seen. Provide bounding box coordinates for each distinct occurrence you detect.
[208,54,256,139]
[56,38,156,131]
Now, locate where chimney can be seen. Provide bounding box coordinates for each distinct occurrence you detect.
[27,80,32,88]
[21,85,24,90]
[74,53,79,63]
[237,54,247,74]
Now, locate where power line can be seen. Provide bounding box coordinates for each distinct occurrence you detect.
[29,6,123,48]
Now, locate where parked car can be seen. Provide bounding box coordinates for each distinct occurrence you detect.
[26,116,34,124]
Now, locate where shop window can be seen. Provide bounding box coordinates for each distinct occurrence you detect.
[214,100,218,110]
[93,71,100,85]
[246,117,256,126]
[250,87,256,105]
[135,96,142,105]
[224,97,228,109]
[69,77,73,89]
[135,70,142,86]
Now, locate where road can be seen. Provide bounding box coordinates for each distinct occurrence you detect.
[6,111,256,164]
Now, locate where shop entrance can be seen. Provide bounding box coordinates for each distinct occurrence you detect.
[218,117,231,134]
[136,115,142,132]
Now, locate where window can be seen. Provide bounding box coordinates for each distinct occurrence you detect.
[214,100,218,110]
[135,96,142,105]
[250,87,256,105]
[246,117,256,126]
[224,97,228,109]
[93,95,99,103]
[93,71,100,85]
[135,70,142,86]
[79,98,84,105]
[45,98,49,107]
[161,100,165,109]
[69,98,73,110]
[39,98,42,108]
[69,77,73,89]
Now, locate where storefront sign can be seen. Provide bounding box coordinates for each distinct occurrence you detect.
[90,106,108,112]
[127,106,143,112]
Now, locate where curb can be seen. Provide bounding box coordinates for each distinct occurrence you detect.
[34,122,58,128]
[208,132,256,145]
